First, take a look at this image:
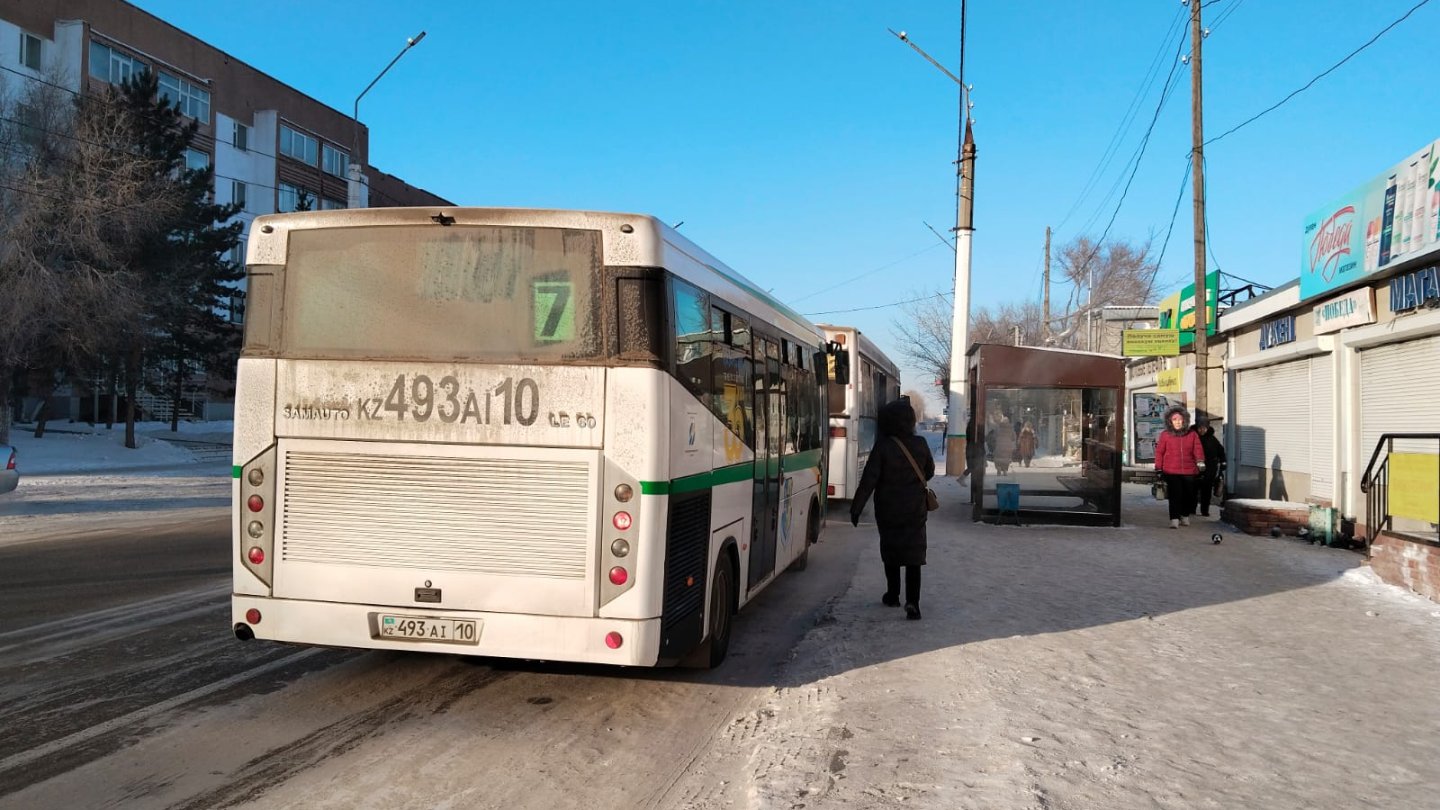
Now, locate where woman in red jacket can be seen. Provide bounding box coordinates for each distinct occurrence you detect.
[1154,406,1205,528]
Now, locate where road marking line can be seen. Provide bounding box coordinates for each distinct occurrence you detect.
[0,583,227,642]
[0,647,323,777]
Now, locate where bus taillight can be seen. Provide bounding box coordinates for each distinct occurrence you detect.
[612,511,632,531]
[245,608,262,624]
[605,632,623,649]
[608,566,628,585]
[247,495,264,513]
[248,547,266,565]
[829,426,847,438]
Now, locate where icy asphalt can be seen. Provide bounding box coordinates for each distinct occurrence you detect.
[3,427,1439,808]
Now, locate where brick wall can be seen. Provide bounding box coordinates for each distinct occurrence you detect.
[1222,502,1311,536]
[1369,535,1440,603]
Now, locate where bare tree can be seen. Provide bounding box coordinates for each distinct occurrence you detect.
[903,389,929,423]
[1046,236,1161,348]
[886,236,1161,403]
[890,292,952,400]
[0,74,180,443]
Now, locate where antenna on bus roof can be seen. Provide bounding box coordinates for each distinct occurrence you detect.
[672,221,685,229]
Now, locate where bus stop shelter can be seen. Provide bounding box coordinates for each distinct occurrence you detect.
[964,344,1126,526]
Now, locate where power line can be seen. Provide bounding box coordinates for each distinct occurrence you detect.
[1055,6,1187,235]
[1206,0,1434,146]
[1145,156,1193,303]
[804,291,949,317]
[789,242,948,304]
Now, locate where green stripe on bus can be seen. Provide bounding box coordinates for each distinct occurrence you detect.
[232,465,242,479]
[782,448,823,472]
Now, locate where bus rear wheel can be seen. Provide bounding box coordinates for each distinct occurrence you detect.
[703,558,733,668]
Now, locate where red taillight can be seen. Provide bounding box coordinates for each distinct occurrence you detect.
[608,566,628,585]
[829,426,847,438]
[827,484,835,496]
[245,608,262,624]
[605,631,623,649]
[4,451,14,470]
[613,511,632,531]
[247,495,264,513]
[248,547,265,565]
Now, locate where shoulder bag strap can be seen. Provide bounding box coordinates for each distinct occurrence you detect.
[892,437,928,486]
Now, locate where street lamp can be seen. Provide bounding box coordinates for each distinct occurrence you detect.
[889,20,976,479]
[347,31,427,209]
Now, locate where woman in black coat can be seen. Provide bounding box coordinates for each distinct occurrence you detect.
[850,399,935,620]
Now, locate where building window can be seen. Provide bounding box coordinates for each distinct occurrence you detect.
[279,125,318,165]
[278,182,313,212]
[19,33,42,70]
[227,290,245,324]
[233,122,249,151]
[322,144,349,178]
[184,148,209,172]
[232,180,247,211]
[320,197,346,210]
[88,41,144,85]
[158,71,211,121]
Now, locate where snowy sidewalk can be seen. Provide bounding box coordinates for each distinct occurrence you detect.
[683,476,1440,809]
[0,423,232,546]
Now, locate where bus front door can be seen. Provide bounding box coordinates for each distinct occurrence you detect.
[749,339,781,588]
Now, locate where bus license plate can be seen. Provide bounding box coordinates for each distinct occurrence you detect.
[377,614,480,645]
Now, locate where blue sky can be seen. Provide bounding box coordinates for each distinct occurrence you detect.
[131,0,1440,404]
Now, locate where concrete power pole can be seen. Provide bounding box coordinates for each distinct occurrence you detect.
[946,122,976,476]
[1042,226,1051,343]
[1189,0,1209,421]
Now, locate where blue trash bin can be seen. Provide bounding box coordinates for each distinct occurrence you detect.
[996,483,1020,512]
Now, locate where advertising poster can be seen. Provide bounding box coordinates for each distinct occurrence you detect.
[1157,272,1218,348]
[1132,392,1185,463]
[1301,138,1440,302]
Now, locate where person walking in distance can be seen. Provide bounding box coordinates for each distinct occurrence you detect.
[1192,420,1226,517]
[1154,406,1204,529]
[851,399,935,620]
[1017,421,1037,468]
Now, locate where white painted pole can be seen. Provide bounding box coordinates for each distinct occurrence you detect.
[945,122,975,476]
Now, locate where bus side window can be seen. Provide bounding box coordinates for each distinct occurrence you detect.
[616,276,662,361]
[673,279,712,408]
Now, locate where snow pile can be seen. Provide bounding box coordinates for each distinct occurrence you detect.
[6,422,232,474]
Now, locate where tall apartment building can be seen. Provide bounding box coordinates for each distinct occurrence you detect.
[0,0,450,305]
[0,0,451,420]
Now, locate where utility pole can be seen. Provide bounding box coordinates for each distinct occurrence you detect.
[1042,226,1051,343]
[1189,0,1209,421]
[889,8,975,479]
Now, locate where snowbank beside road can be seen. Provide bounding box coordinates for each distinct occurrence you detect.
[0,422,233,546]
[6,421,233,474]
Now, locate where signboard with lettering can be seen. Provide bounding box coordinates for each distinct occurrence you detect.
[1389,265,1440,313]
[1157,368,1184,393]
[1122,329,1180,357]
[1259,315,1297,350]
[1157,271,1219,348]
[1312,288,1376,334]
[1301,137,1440,302]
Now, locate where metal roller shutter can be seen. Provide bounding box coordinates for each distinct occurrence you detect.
[1360,335,1440,458]
[1238,361,1313,472]
[1309,356,1334,499]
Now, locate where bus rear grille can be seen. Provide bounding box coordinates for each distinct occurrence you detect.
[280,451,591,578]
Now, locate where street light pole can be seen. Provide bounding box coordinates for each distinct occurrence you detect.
[347,31,427,209]
[889,14,975,479]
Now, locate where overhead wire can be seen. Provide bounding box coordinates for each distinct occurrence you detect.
[1054,5,1188,235]
[1205,0,1434,146]
[804,291,950,317]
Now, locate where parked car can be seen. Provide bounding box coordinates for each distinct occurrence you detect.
[1,444,17,494]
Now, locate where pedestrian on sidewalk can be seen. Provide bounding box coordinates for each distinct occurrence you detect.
[851,398,934,620]
[1154,406,1204,529]
[1192,420,1226,517]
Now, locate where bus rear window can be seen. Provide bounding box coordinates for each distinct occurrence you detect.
[278,225,601,361]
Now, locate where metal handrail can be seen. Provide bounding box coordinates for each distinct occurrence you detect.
[1360,433,1440,552]
[1361,433,1440,492]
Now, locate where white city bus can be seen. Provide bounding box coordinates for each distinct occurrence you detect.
[231,208,836,668]
[817,325,900,501]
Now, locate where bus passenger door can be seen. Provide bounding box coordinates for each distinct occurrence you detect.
[749,338,781,588]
